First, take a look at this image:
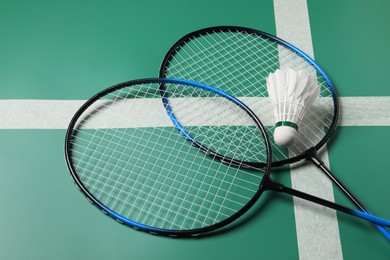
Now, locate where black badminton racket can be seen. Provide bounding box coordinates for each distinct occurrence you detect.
[65,78,390,237]
[159,26,390,240]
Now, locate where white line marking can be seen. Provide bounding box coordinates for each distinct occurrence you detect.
[340,97,390,126]
[0,100,84,129]
[0,97,389,129]
[274,0,344,259]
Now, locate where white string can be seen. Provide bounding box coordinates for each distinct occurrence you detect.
[163,29,335,161]
[69,82,266,231]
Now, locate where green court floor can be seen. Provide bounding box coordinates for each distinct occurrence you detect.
[1,1,389,259]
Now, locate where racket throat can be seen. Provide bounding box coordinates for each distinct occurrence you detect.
[261,177,285,192]
[303,147,324,167]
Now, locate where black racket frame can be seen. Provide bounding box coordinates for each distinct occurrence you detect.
[65,78,273,237]
[159,25,340,168]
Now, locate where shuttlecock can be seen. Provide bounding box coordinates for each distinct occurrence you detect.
[266,67,319,147]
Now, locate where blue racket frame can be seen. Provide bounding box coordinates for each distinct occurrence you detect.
[65,78,271,236]
[159,26,390,240]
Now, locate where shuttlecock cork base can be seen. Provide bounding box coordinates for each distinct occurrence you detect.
[273,122,298,147]
[266,67,319,148]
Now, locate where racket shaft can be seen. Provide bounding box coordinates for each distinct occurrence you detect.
[318,162,390,238]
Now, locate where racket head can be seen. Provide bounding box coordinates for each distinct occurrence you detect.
[65,78,272,236]
[160,26,339,167]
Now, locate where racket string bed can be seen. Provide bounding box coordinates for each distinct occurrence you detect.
[162,28,335,162]
[65,79,268,235]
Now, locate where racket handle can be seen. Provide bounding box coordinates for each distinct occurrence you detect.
[305,147,390,240]
[265,179,390,229]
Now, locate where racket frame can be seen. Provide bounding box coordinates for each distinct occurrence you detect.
[65,78,272,236]
[159,25,340,167]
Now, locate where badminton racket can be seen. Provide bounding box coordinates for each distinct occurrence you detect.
[65,78,390,237]
[159,26,390,240]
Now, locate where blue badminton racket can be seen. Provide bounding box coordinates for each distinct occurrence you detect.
[65,78,390,237]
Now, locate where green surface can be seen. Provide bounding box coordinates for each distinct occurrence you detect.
[1,0,390,259]
[329,127,390,258]
[308,0,390,96]
[0,131,297,260]
[308,1,390,255]
[0,0,275,99]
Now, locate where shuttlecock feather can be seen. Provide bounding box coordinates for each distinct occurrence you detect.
[266,67,319,147]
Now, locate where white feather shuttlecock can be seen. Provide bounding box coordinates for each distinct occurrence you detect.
[266,67,320,147]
